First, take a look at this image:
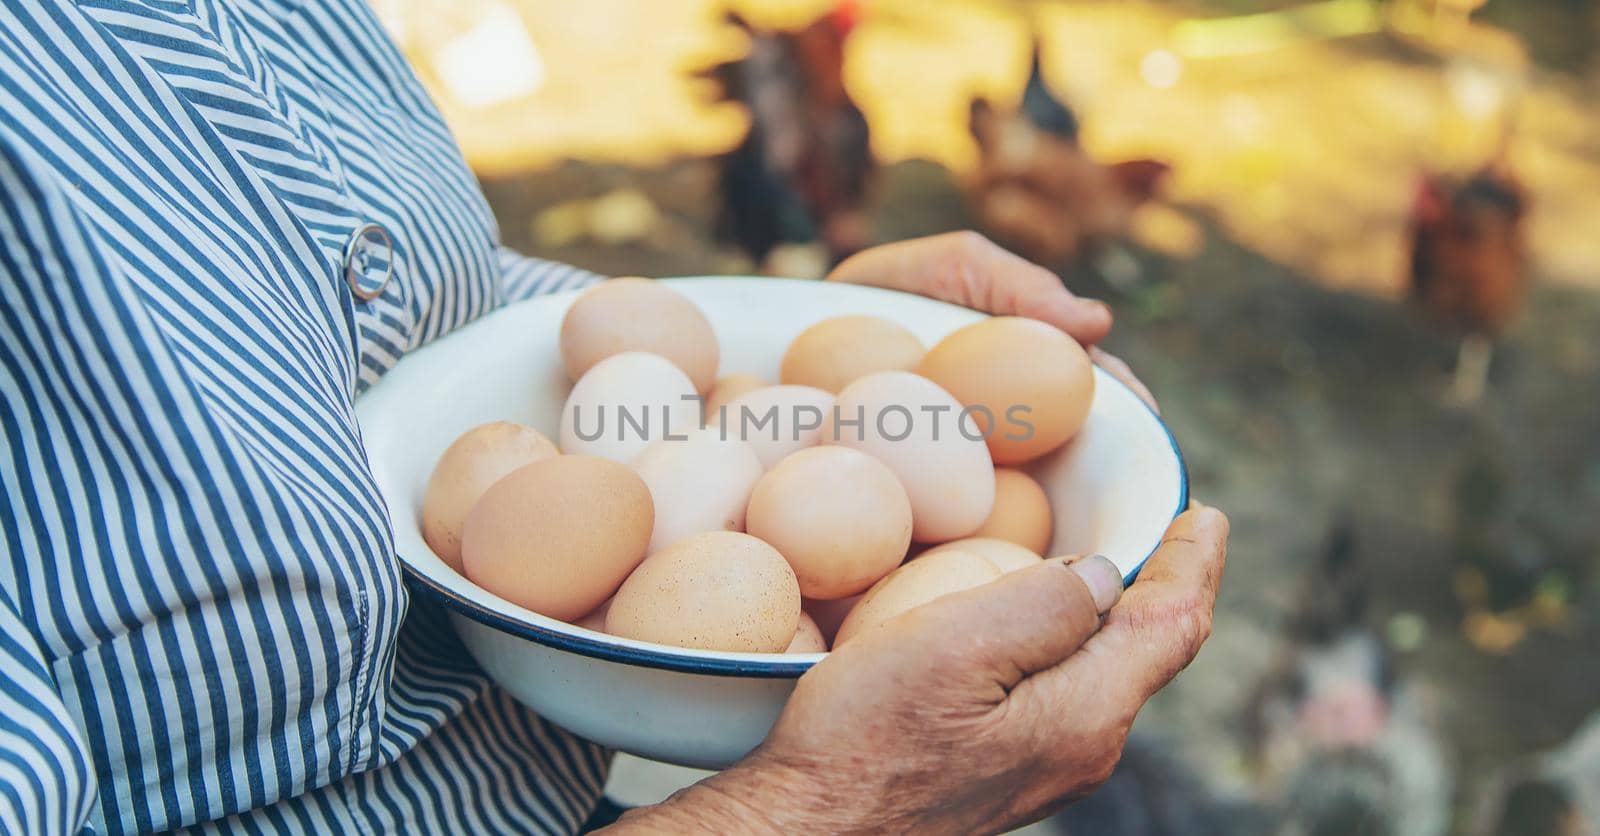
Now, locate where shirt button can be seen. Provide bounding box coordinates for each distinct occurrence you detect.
[343,222,394,301]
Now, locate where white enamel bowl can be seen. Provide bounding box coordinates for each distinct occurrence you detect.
[355,277,1187,769]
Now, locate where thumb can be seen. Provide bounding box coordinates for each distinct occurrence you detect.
[909,554,1123,690]
[965,237,1113,344]
[1010,285,1114,345]
[1066,507,1229,705]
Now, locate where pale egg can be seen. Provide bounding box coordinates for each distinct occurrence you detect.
[827,371,995,542]
[574,597,613,633]
[918,316,1095,464]
[606,531,801,653]
[560,278,719,392]
[833,550,1001,647]
[716,384,834,469]
[780,315,925,393]
[785,612,828,654]
[971,468,1054,555]
[420,421,557,572]
[631,428,764,553]
[804,595,861,646]
[462,455,653,621]
[746,446,912,599]
[559,351,700,463]
[923,537,1043,574]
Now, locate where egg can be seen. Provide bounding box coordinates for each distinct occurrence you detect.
[803,595,861,646]
[574,597,613,633]
[703,373,767,422]
[606,531,800,652]
[461,455,653,621]
[560,351,700,463]
[833,550,1001,646]
[560,278,720,392]
[420,422,558,572]
[631,428,764,553]
[780,315,925,393]
[785,612,828,653]
[923,537,1044,574]
[827,371,995,542]
[716,384,834,469]
[971,468,1054,554]
[918,316,1095,464]
[745,446,912,599]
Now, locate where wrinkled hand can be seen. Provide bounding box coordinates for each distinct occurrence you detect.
[827,230,1113,346]
[613,507,1229,834]
[827,230,1156,411]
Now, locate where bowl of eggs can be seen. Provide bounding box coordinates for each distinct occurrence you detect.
[355,277,1186,768]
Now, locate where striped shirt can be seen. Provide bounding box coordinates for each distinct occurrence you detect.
[1,1,610,832]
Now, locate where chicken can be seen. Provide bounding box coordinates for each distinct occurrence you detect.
[697,3,872,274]
[1048,737,1274,836]
[1406,151,1528,405]
[1246,518,1454,836]
[1469,711,1600,836]
[966,44,1169,270]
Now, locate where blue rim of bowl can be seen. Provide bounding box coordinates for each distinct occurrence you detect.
[401,367,1188,679]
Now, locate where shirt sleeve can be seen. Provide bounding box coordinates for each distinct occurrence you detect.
[496,246,604,302]
[0,133,100,836]
[0,591,97,836]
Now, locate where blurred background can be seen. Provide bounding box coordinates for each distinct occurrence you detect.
[375,1,1600,833]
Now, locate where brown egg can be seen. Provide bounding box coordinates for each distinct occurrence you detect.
[461,456,653,621]
[420,422,558,572]
[560,278,720,392]
[919,316,1095,464]
[746,446,912,599]
[924,537,1043,574]
[971,468,1054,555]
[606,532,800,652]
[703,373,768,422]
[785,612,828,653]
[834,550,1000,646]
[780,315,925,393]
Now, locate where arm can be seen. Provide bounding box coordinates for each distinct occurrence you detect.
[496,247,604,302]
[608,508,1229,834]
[0,134,100,836]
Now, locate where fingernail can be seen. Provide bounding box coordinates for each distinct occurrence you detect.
[1071,554,1123,613]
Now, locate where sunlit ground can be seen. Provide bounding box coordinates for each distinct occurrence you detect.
[375,0,1600,295]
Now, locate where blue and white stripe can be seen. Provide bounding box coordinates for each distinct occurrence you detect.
[1,0,606,832]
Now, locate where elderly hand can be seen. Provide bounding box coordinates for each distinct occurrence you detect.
[826,230,1156,409]
[610,507,1229,834]
[826,230,1113,346]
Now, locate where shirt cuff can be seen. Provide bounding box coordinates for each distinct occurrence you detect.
[497,246,606,302]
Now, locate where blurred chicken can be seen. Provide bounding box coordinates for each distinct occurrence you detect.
[698,3,872,275]
[1406,146,1528,405]
[966,44,1169,271]
[1048,736,1275,836]
[1247,518,1453,836]
[1467,709,1600,836]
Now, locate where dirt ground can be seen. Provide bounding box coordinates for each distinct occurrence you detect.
[481,152,1600,830]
